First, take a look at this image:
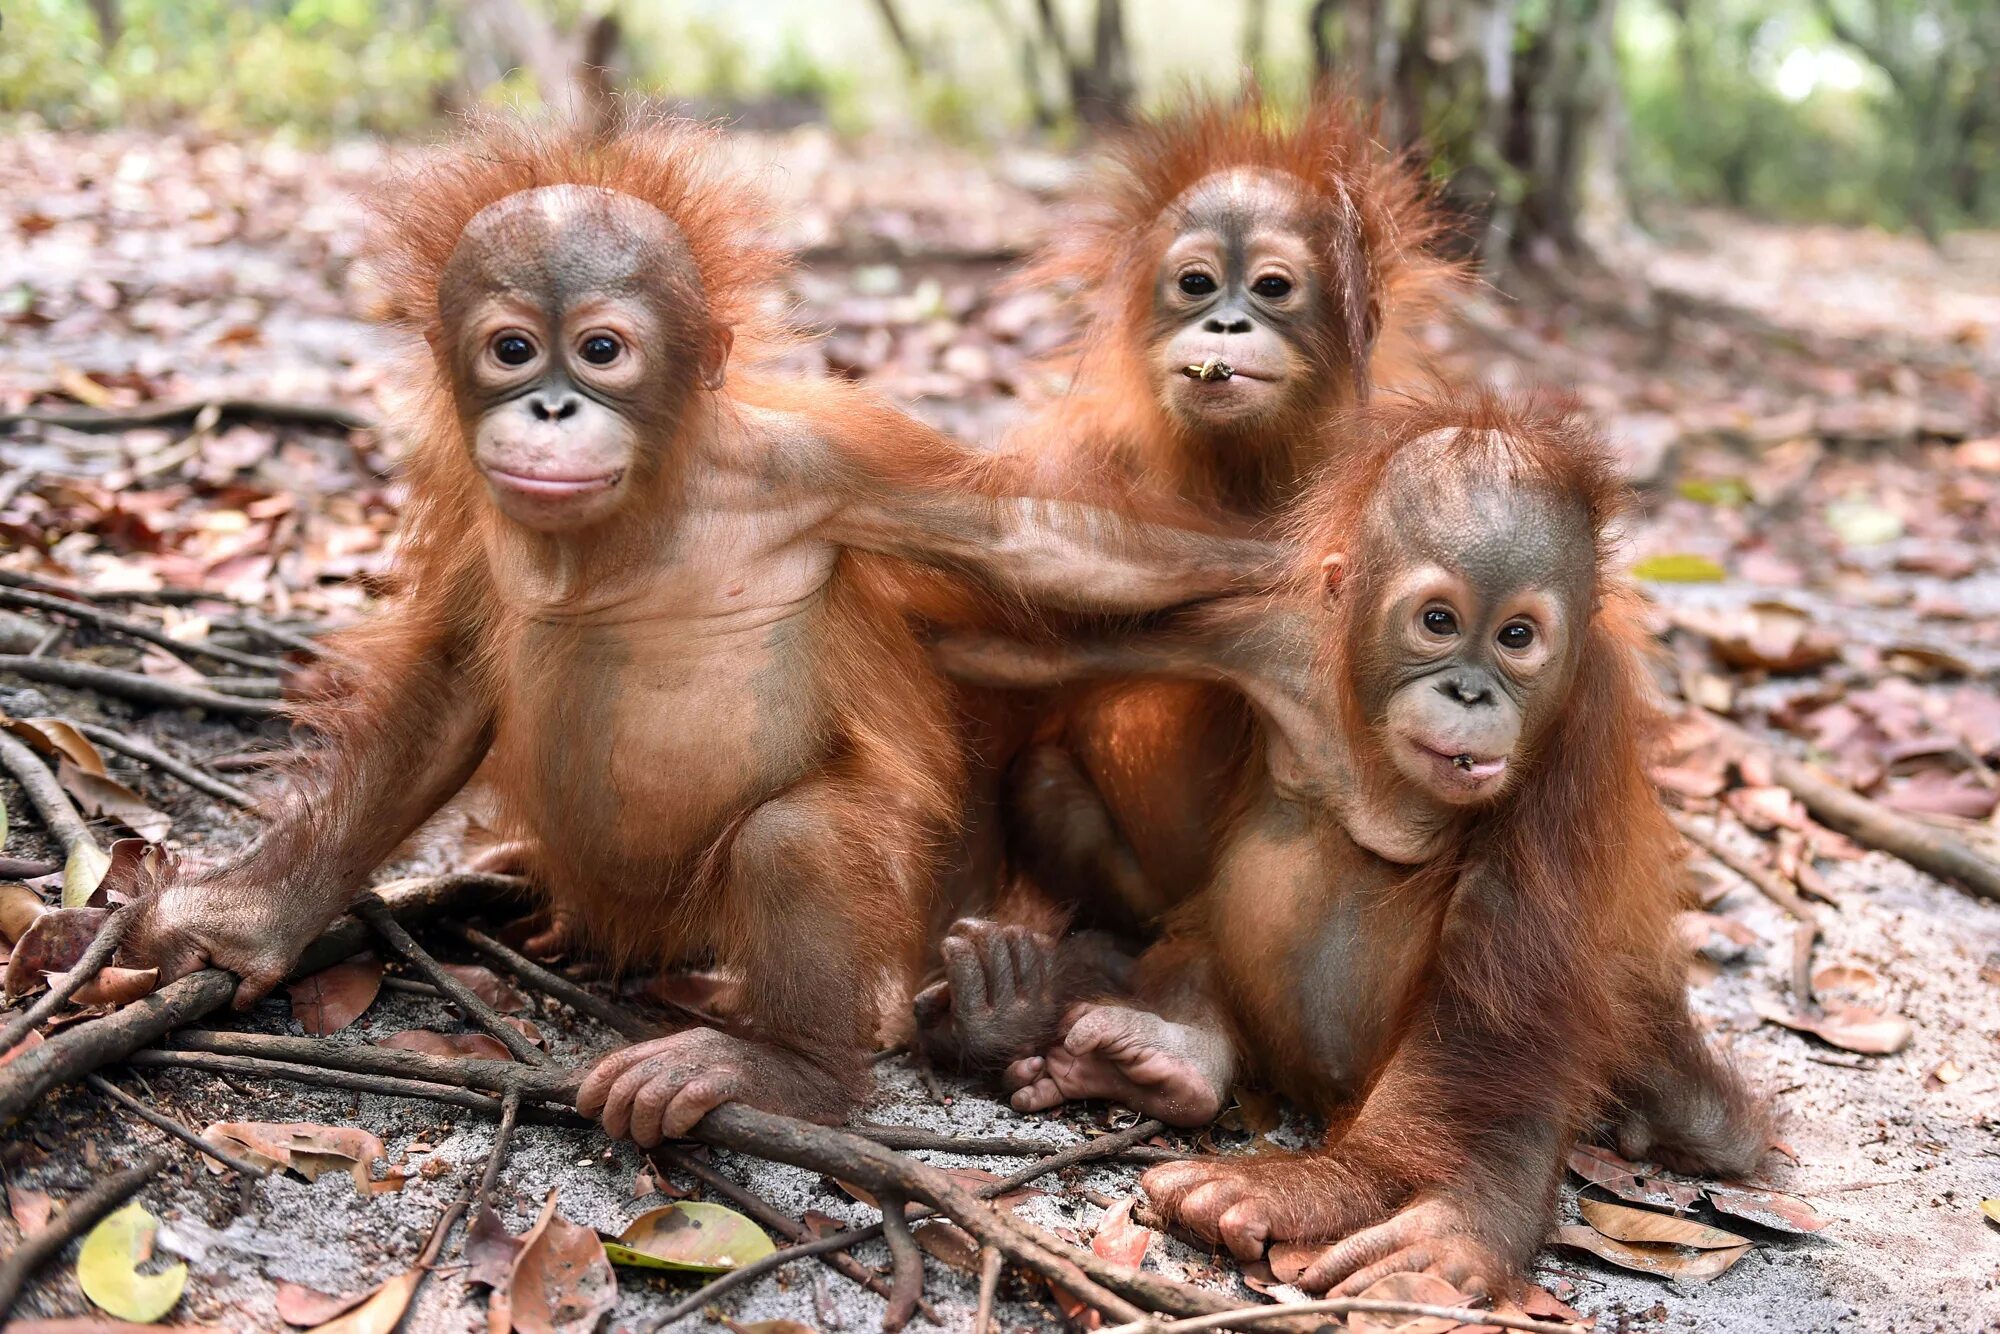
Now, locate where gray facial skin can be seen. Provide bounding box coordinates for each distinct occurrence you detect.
[1148,170,1325,431]
[437,186,720,532]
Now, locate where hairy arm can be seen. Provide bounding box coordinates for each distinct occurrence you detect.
[813,398,1284,612]
[123,607,494,1004]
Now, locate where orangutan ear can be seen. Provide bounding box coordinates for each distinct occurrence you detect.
[1320,552,1347,607]
[700,324,734,391]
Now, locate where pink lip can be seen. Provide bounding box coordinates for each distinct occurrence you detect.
[486,468,623,497]
[1411,739,1508,786]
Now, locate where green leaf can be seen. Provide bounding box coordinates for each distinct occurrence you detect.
[62,840,111,909]
[78,1201,187,1323]
[1677,476,1752,507]
[1631,553,1727,583]
[601,1202,776,1273]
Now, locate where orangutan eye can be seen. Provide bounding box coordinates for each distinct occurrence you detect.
[492,332,536,366]
[1179,271,1217,296]
[1422,608,1458,637]
[1252,275,1292,299]
[1498,621,1535,651]
[581,334,622,365]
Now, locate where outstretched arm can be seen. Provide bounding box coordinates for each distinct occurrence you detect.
[813,398,1283,613]
[122,607,494,1005]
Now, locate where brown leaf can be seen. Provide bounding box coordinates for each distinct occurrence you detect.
[1701,1183,1828,1234]
[54,761,170,843]
[1088,1198,1153,1269]
[1578,1198,1750,1249]
[0,1029,45,1067]
[3,907,110,998]
[1672,603,1840,674]
[1566,1145,1701,1212]
[274,1282,369,1326]
[0,882,49,945]
[464,1205,523,1291]
[199,1122,405,1195]
[1552,1224,1751,1283]
[497,1192,616,1334]
[1753,996,1913,1054]
[911,1219,981,1275]
[439,963,528,1014]
[55,964,158,1007]
[1238,1258,1283,1297]
[1880,769,1998,820]
[9,1182,51,1232]
[376,1029,513,1062]
[1267,1240,1329,1286]
[286,958,384,1036]
[305,1268,420,1334]
[1348,1272,1472,1332]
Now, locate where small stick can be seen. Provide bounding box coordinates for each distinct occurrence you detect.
[0,728,102,869]
[0,655,282,717]
[444,922,664,1041]
[879,1191,923,1334]
[380,976,445,998]
[85,1071,268,1177]
[655,1117,1174,1326]
[0,587,287,673]
[1698,709,2000,904]
[70,721,257,808]
[1098,1297,1585,1334]
[128,1048,512,1114]
[0,1152,166,1318]
[651,1146,933,1321]
[420,1187,474,1268]
[214,613,345,661]
[0,571,205,607]
[480,1090,522,1203]
[1674,812,1821,1002]
[0,857,58,879]
[165,1031,574,1101]
[0,910,131,1059]
[851,1123,1184,1164]
[354,896,548,1065]
[202,677,284,699]
[975,1245,1002,1334]
[0,397,372,433]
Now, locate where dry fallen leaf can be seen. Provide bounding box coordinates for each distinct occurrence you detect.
[376,1029,513,1062]
[1752,995,1913,1055]
[1268,1240,1329,1287]
[911,1219,982,1275]
[497,1192,617,1334]
[440,963,529,1014]
[1348,1272,1472,1332]
[77,1201,187,1323]
[55,761,170,843]
[1578,1198,1751,1249]
[4,906,112,997]
[1089,1198,1154,1269]
[0,882,50,944]
[286,958,384,1036]
[274,1281,369,1326]
[304,1269,420,1334]
[1552,1224,1751,1284]
[8,1182,52,1232]
[1566,1145,1701,1212]
[1701,1183,1828,1234]
[199,1122,405,1195]
[54,964,159,1007]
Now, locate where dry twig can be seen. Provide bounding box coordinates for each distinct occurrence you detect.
[975,1245,1002,1334]
[355,896,548,1065]
[0,727,102,871]
[0,1153,165,1318]
[0,655,282,717]
[1100,1297,1585,1334]
[85,1071,268,1177]
[854,1122,1185,1165]
[0,397,371,433]
[1674,812,1822,1002]
[71,721,257,808]
[879,1191,923,1332]
[444,921,666,1041]
[0,586,286,673]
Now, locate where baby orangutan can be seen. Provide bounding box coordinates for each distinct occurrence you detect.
[119,111,1276,1146]
[928,390,1770,1297]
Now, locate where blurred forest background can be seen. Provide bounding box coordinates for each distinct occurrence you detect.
[4,0,1998,258]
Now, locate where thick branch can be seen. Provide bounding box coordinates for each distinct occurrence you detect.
[0,398,371,433]
[0,656,282,717]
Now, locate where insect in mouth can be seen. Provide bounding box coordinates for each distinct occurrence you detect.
[1181,357,1234,382]
[1453,754,1475,771]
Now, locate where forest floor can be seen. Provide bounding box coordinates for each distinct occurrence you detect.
[2,123,1999,1334]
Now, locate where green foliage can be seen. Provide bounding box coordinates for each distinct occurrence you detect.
[0,0,459,134]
